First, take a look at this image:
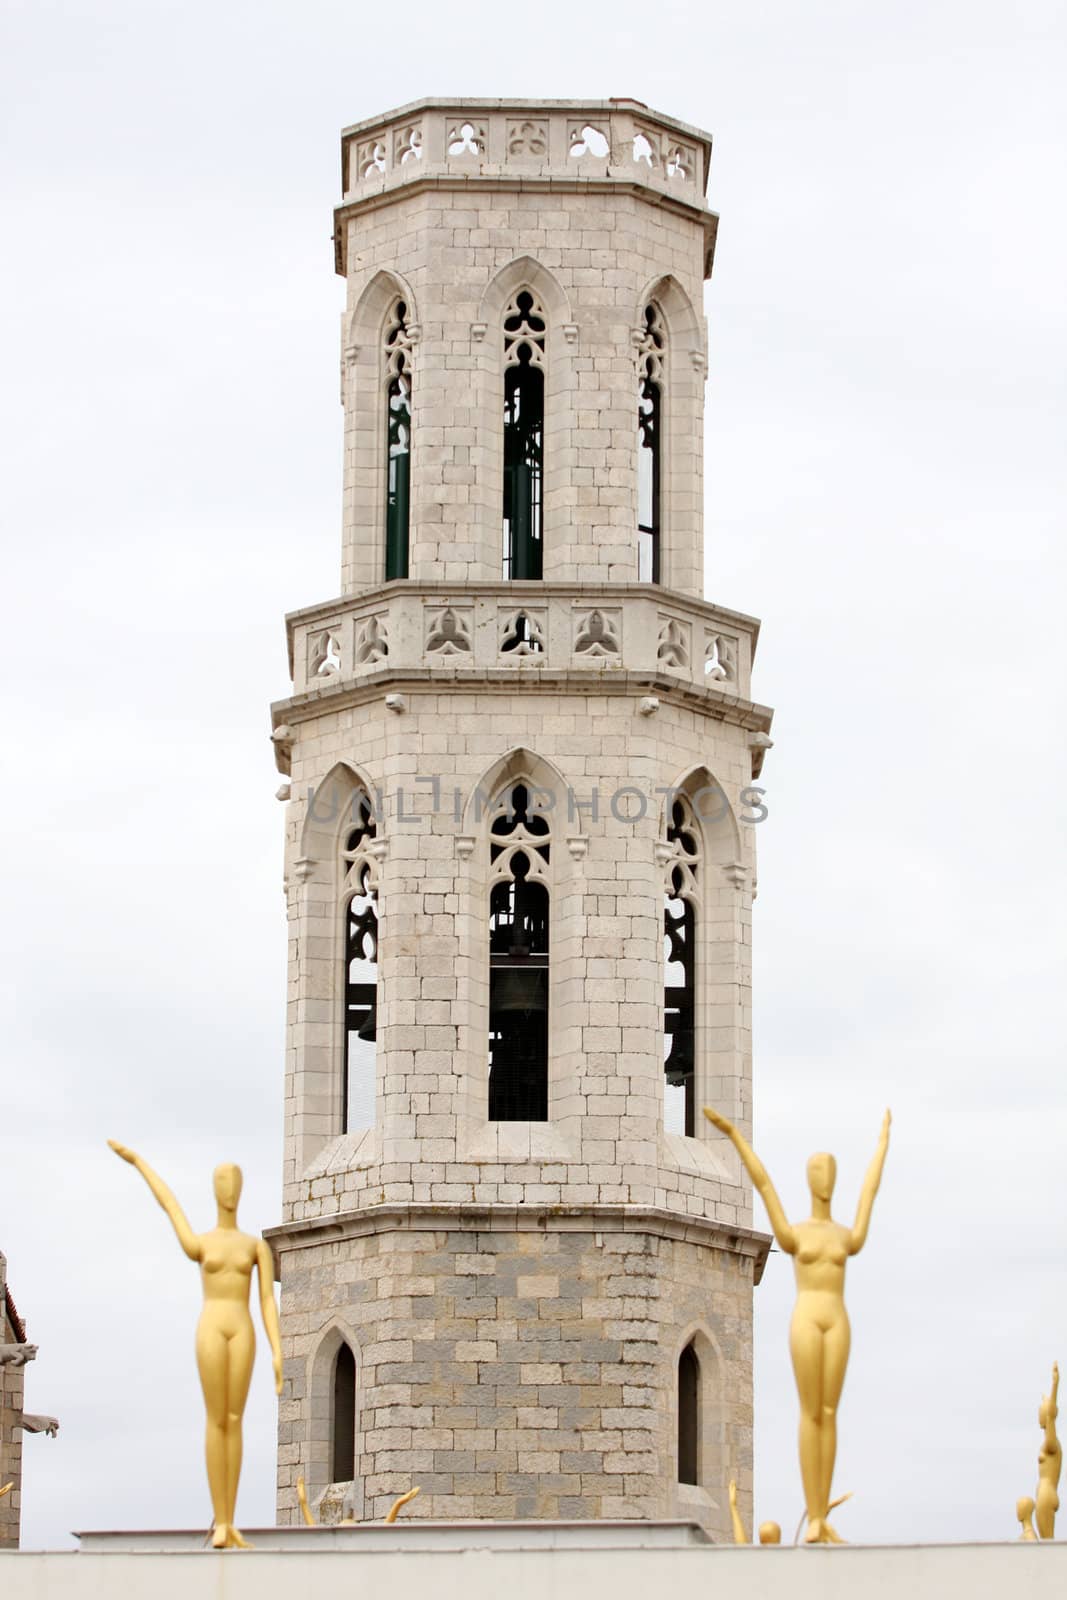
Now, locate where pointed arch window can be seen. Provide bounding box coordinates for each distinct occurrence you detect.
[331,1341,356,1482]
[678,1341,700,1484]
[385,300,412,580]
[342,791,379,1133]
[636,303,664,583]
[488,782,550,1119]
[502,290,545,580]
[663,795,699,1136]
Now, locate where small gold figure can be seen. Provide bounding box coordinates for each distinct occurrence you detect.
[384,1486,421,1522]
[295,1474,420,1525]
[704,1106,890,1545]
[0,1482,12,1498]
[727,1479,781,1544]
[1036,1362,1061,1539]
[108,1142,282,1550]
[1017,1495,1038,1541]
[296,1475,316,1528]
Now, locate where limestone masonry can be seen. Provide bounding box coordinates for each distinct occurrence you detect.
[265,97,774,1542]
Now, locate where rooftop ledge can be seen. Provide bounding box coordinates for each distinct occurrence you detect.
[334,99,717,275]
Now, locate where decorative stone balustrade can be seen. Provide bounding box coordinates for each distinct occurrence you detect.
[285,581,757,702]
[336,99,716,272]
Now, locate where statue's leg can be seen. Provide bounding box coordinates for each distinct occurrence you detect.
[195,1315,230,1545]
[222,1318,256,1538]
[817,1314,851,1540]
[789,1311,825,1534]
[1036,1484,1055,1541]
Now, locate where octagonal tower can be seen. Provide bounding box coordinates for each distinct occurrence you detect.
[267,96,774,1541]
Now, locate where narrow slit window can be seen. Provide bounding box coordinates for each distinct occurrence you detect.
[341,793,378,1134]
[385,301,412,580]
[637,303,664,583]
[678,1342,700,1484]
[502,291,546,580]
[488,783,550,1119]
[331,1342,356,1482]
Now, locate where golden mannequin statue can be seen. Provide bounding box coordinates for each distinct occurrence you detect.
[727,1478,781,1545]
[296,1475,419,1526]
[704,1106,891,1544]
[1036,1361,1060,1539]
[0,1482,12,1498]
[1017,1495,1038,1541]
[108,1142,282,1549]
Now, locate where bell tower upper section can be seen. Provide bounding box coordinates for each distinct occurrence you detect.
[335,98,717,597]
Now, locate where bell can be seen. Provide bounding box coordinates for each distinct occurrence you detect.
[664,1015,694,1086]
[490,963,548,1016]
[356,1000,377,1042]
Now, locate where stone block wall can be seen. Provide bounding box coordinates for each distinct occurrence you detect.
[271,1207,765,1541]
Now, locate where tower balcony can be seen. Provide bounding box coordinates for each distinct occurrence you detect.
[279,580,763,720]
[335,98,717,276]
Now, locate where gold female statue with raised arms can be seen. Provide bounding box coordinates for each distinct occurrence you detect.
[703,1105,890,1544]
[109,1142,283,1549]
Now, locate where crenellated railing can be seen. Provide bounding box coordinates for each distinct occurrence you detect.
[285,582,756,703]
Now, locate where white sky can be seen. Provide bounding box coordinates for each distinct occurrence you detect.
[2,0,1065,1551]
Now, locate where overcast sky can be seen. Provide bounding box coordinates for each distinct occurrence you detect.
[2,0,1065,1552]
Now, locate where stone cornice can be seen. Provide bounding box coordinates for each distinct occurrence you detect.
[264,1201,772,1284]
[334,179,718,277]
[270,668,774,768]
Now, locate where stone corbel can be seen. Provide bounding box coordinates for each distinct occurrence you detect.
[471,322,487,343]
[455,835,476,861]
[721,861,748,891]
[562,323,579,345]
[653,841,674,870]
[566,835,589,861]
[292,856,317,885]
[271,723,294,776]
[747,730,773,778]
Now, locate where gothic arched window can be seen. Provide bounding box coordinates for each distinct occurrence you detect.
[636,303,664,583]
[488,782,550,1119]
[384,300,412,580]
[678,1341,700,1484]
[663,794,699,1136]
[341,791,379,1133]
[502,290,545,580]
[331,1341,356,1482]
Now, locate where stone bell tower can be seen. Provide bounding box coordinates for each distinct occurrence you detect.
[267,97,773,1540]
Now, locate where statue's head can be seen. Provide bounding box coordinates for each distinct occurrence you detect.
[806,1151,837,1202]
[213,1163,243,1209]
[758,1521,782,1544]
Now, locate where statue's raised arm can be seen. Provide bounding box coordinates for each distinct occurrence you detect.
[848,1110,891,1255]
[702,1107,797,1254]
[108,1140,200,1262]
